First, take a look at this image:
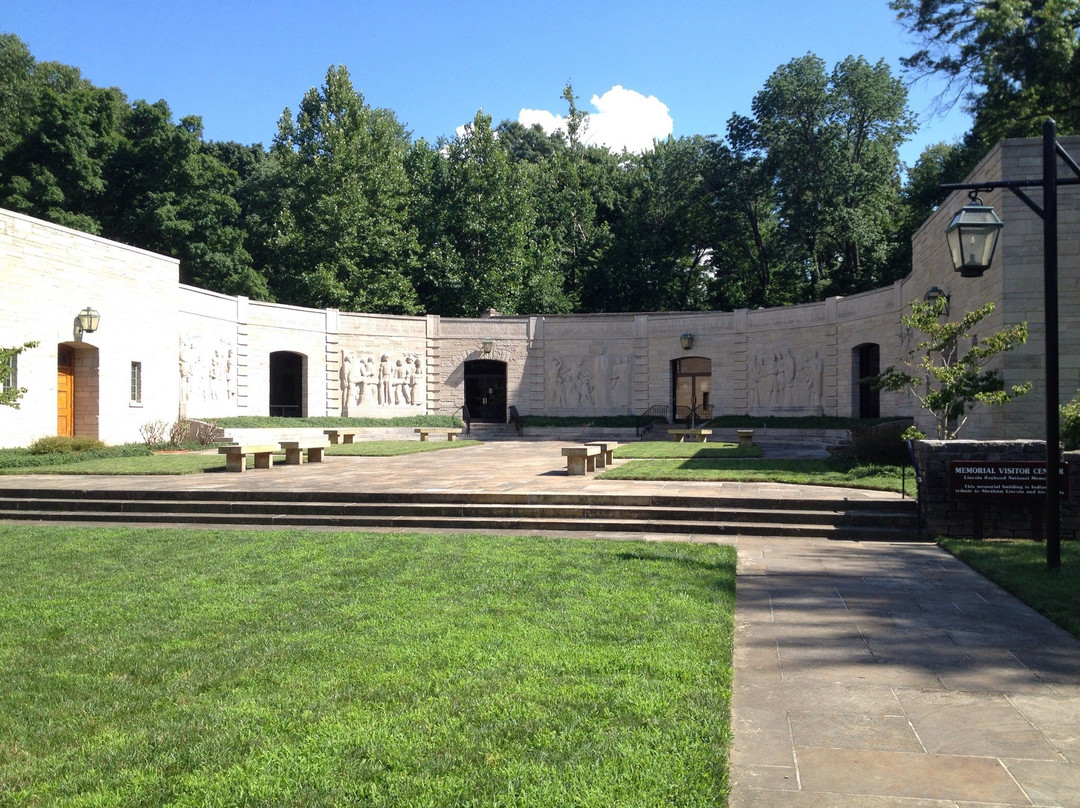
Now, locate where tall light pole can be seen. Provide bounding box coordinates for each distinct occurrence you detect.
[940,119,1080,571]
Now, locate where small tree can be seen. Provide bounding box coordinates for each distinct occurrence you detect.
[0,341,39,408]
[875,299,1030,439]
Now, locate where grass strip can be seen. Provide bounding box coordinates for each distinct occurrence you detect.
[614,442,762,459]
[0,441,480,474]
[603,454,912,495]
[938,538,1080,639]
[0,527,735,807]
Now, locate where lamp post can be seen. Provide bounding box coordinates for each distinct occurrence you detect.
[940,118,1080,571]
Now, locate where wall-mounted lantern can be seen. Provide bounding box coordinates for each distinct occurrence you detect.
[923,286,950,316]
[944,191,1004,277]
[481,337,494,355]
[74,306,100,335]
[680,333,694,351]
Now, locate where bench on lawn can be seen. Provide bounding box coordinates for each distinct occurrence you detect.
[279,439,331,465]
[323,429,362,444]
[585,440,618,468]
[414,427,462,442]
[737,428,755,448]
[218,443,280,473]
[667,428,712,443]
[561,445,601,475]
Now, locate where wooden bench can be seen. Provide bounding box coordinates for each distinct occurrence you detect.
[562,445,601,475]
[324,429,362,444]
[279,439,331,465]
[585,441,618,468]
[414,428,462,442]
[737,428,755,448]
[668,428,713,443]
[218,443,279,473]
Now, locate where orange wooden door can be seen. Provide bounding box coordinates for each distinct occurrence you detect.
[57,347,74,437]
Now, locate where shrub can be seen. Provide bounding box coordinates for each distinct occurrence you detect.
[842,419,913,466]
[168,419,191,446]
[1063,390,1080,451]
[139,420,169,446]
[27,436,106,455]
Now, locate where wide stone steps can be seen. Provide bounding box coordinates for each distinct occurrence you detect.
[0,488,921,541]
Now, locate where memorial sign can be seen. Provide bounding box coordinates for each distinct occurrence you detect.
[950,461,1068,497]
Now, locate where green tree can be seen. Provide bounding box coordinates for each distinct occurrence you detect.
[410,112,534,316]
[751,54,915,301]
[0,39,126,234]
[264,66,419,313]
[103,100,266,298]
[0,341,39,408]
[875,299,1031,438]
[891,0,1080,144]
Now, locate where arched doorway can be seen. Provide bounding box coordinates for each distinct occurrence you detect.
[56,343,100,438]
[854,343,880,418]
[464,359,507,422]
[269,351,305,417]
[672,356,712,424]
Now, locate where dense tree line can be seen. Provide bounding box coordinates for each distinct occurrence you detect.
[2,9,1075,315]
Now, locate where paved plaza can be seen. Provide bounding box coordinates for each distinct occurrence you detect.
[3,440,1079,806]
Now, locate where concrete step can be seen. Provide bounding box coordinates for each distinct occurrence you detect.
[0,488,921,541]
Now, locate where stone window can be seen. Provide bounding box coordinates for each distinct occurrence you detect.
[130,361,142,404]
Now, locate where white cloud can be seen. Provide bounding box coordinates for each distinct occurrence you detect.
[519,85,673,153]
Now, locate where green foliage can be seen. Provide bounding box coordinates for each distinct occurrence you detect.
[891,0,1080,145]
[0,341,38,408]
[874,299,1031,438]
[0,442,149,470]
[0,527,735,805]
[26,435,106,454]
[1061,389,1080,450]
[842,419,915,465]
[265,66,420,313]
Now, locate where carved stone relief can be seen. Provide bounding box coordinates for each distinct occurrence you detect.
[340,350,424,415]
[546,349,632,411]
[179,335,235,405]
[748,346,824,410]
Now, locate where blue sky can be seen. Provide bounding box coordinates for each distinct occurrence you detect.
[4,0,972,166]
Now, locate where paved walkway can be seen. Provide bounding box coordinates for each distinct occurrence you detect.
[4,440,1079,805]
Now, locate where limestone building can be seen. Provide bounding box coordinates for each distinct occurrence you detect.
[2,135,1077,447]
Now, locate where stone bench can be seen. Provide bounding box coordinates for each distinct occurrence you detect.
[585,440,618,468]
[324,429,362,444]
[279,439,331,465]
[218,443,280,473]
[737,428,755,448]
[562,445,601,475]
[668,428,713,443]
[415,428,462,442]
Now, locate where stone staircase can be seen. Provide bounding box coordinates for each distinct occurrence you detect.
[0,487,921,541]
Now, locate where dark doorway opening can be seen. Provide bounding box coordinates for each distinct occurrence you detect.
[464,359,507,422]
[856,343,881,418]
[270,351,304,417]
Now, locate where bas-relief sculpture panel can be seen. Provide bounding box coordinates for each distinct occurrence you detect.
[545,348,632,412]
[339,350,424,416]
[747,346,825,413]
[179,335,235,406]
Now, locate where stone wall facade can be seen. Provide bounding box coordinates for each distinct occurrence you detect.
[2,134,1078,447]
[912,440,1080,540]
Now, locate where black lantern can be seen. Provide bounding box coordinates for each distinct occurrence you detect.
[680,333,693,350]
[944,193,1003,277]
[923,286,950,315]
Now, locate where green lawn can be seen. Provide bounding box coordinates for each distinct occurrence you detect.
[0,526,736,807]
[0,440,479,475]
[938,538,1080,640]
[607,443,912,495]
